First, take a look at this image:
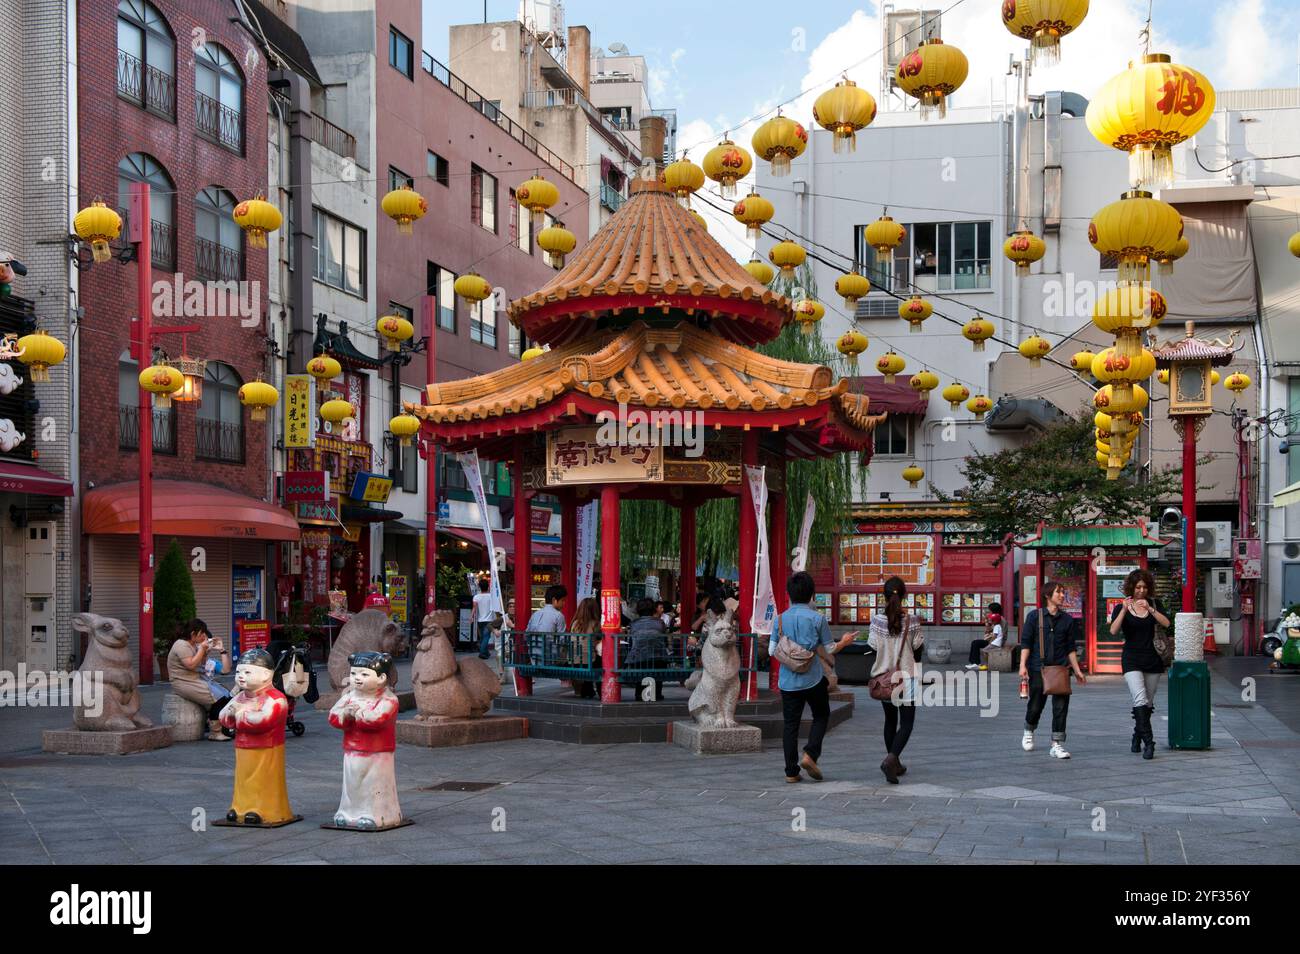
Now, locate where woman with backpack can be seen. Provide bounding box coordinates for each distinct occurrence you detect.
[868,576,925,784]
[1109,569,1171,760]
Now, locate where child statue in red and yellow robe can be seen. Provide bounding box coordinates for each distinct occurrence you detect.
[328,651,403,830]
[219,648,298,826]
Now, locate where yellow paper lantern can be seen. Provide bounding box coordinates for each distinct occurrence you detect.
[1019,335,1052,366]
[1225,372,1251,394]
[516,175,560,225]
[1089,190,1184,285]
[733,192,775,241]
[16,330,66,383]
[1158,368,1170,385]
[521,346,546,362]
[663,156,705,207]
[238,378,279,422]
[901,464,925,489]
[380,185,427,235]
[1092,346,1156,385]
[751,112,808,177]
[1001,0,1090,66]
[942,383,970,410]
[1156,235,1189,276]
[701,138,753,199]
[1086,54,1216,186]
[875,351,906,384]
[454,272,492,302]
[836,330,869,370]
[963,316,995,352]
[389,413,421,447]
[1210,369,1221,387]
[1289,232,1300,258]
[377,314,414,352]
[835,270,871,307]
[910,370,939,395]
[306,354,341,386]
[770,240,806,277]
[792,298,824,334]
[1094,383,1149,417]
[812,77,877,153]
[139,363,184,409]
[73,200,123,264]
[966,395,993,420]
[1004,229,1046,276]
[320,398,355,424]
[1092,284,1167,334]
[537,225,576,269]
[894,39,968,119]
[232,194,282,249]
[1071,350,1098,377]
[899,295,932,333]
[743,256,775,286]
[864,215,906,265]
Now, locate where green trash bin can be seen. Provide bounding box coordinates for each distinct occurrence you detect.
[1167,660,1211,750]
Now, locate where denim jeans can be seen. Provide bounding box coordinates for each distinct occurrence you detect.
[477,621,494,658]
[1024,670,1070,741]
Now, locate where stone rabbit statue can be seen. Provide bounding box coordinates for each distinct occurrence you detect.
[410,613,501,720]
[72,613,153,732]
[688,606,741,729]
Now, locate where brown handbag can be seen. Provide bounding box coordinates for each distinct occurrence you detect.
[1038,609,1072,696]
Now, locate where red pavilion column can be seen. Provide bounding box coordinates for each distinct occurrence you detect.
[680,498,697,635]
[738,429,759,701]
[599,484,622,703]
[770,481,788,693]
[561,492,577,622]
[513,438,533,697]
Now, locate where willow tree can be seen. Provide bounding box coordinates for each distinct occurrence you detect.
[618,262,866,585]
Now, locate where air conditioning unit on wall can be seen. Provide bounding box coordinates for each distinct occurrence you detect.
[1195,521,1233,559]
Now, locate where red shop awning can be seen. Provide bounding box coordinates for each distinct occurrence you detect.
[83,479,300,541]
[0,460,74,497]
[440,525,561,565]
[843,375,928,415]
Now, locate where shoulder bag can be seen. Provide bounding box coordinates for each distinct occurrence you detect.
[868,616,912,701]
[1039,609,1072,696]
[773,613,827,675]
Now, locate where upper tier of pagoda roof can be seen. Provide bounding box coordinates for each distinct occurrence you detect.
[507,178,793,347]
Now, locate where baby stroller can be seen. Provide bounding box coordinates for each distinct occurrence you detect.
[268,641,318,737]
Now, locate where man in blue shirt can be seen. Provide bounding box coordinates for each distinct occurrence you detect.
[770,571,855,783]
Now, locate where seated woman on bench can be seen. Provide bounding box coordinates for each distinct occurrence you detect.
[625,597,669,700]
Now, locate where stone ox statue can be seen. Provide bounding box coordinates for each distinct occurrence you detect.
[688,606,741,729]
[71,613,153,732]
[410,613,501,720]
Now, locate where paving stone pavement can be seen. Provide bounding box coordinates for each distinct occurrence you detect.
[1,657,1298,864]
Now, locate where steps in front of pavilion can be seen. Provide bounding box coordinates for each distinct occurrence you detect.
[492,689,855,744]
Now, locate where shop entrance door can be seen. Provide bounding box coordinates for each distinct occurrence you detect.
[1092,564,1138,674]
[1040,558,1089,670]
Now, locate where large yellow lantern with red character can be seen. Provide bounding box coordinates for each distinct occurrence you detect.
[894,39,968,119]
[702,138,752,199]
[232,194,282,249]
[1004,229,1046,276]
[662,155,705,207]
[898,295,932,333]
[733,192,774,241]
[380,185,427,235]
[516,175,559,226]
[1089,190,1184,285]
[1000,0,1090,66]
[812,77,877,153]
[864,215,906,265]
[751,111,807,177]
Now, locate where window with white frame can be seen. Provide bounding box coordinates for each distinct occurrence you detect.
[312,207,366,296]
[857,221,992,294]
[469,297,496,348]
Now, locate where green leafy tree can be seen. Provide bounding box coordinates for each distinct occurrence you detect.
[153,539,196,659]
[933,411,1184,557]
[435,562,473,610]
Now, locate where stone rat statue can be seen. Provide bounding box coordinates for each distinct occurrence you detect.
[72,613,153,732]
[326,609,407,692]
[688,606,741,729]
[410,613,500,720]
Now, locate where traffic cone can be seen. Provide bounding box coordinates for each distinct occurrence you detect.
[1202,620,1218,654]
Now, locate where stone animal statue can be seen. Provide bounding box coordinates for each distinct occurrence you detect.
[688,606,741,729]
[72,613,153,732]
[327,609,407,692]
[410,613,501,719]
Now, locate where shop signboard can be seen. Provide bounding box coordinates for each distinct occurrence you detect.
[284,375,315,448]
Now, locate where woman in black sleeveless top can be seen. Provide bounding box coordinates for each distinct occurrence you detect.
[1108,569,1171,760]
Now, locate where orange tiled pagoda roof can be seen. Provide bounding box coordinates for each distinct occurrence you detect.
[408,322,882,456]
[508,178,793,347]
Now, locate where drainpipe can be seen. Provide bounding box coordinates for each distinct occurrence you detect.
[269,68,314,374]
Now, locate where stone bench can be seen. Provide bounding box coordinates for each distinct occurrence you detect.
[161,692,208,742]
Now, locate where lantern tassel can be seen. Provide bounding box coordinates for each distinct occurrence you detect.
[1030,31,1062,68]
[770,154,792,177]
[1130,144,1174,188]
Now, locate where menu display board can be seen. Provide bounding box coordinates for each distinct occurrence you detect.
[838,591,934,623]
[940,592,1002,624]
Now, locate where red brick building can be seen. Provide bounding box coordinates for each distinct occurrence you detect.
[78,0,292,660]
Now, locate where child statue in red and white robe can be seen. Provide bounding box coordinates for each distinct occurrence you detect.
[328,651,402,830]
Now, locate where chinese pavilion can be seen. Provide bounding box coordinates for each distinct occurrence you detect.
[408,177,881,703]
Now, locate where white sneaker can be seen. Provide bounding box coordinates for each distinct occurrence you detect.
[1050,742,1071,759]
[1021,730,1034,751]
[964,664,979,670]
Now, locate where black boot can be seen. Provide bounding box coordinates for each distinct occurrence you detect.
[1137,705,1155,760]
[1130,707,1142,753]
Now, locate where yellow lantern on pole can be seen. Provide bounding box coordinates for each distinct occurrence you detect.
[733,192,775,241]
[743,256,775,286]
[389,413,421,447]
[812,77,877,153]
[910,370,939,395]
[238,378,279,422]
[792,298,824,334]
[751,111,807,177]
[701,138,752,199]
[232,194,282,249]
[875,351,906,384]
[139,362,184,409]
[381,185,428,235]
[1085,54,1216,186]
[1092,283,1167,334]
[894,39,969,119]
[963,316,995,352]
[377,313,414,352]
[516,174,559,226]
[73,200,123,264]
[901,464,925,489]
[16,330,66,383]
[662,155,705,207]
[864,215,906,265]
[898,295,932,333]
[1003,229,1046,276]
[836,330,868,370]
[770,240,806,277]
[1225,372,1251,394]
[1089,190,1184,285]
[1019,335,1051,366]
[537,224,576,269]
[942,383,970,410]
[835,270,871,308]
[1156,235,1189,276]
[1000,0,1090,66]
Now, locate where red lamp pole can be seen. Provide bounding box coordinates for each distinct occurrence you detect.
[130,182,155,685]
[1181,420,1197,614]
[421,295,438,617]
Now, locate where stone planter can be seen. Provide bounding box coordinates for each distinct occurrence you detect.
[162,693,207,742]
[925,638,952,664]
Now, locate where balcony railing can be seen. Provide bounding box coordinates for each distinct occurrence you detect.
[195,418,244,464]
[309,112,357,160]
[117,49,175,120]
[118,404,177,454]
[599,181,625,213]
[195,91,243,154]
[117,205,176,271]
[523,87,639,146]
[195,236,243,282]
[420,52,576,183]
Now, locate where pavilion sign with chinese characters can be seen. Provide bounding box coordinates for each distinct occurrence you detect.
[545,425,663,486]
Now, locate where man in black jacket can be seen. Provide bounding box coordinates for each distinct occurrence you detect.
[1018,581,1087,758]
